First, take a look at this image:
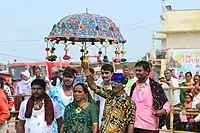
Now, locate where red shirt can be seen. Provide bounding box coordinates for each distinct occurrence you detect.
[0,90,10,123]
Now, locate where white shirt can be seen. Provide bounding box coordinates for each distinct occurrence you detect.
[18,98,62,133]
[192,93,200,109]
[95,82,112,126]
[17,80,32,100]
[124,87,130,96]
[194,113,200,122]
[59,88,73,107]
[161,77,180,105]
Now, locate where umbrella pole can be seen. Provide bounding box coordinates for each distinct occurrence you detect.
[84,42,87,57]
[170,89,174,133]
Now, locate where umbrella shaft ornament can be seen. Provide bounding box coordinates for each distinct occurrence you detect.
[45,40,57,62]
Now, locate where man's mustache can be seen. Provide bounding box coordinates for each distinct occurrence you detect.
[33,92,39,95]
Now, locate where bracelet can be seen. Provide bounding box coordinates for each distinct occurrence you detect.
[84,69,90,76]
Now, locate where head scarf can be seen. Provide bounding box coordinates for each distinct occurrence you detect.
[21,70,30,78]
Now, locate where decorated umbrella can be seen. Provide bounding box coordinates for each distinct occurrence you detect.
[44,11,127,63]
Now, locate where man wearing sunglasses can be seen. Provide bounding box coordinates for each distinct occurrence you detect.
[82,62,136,133]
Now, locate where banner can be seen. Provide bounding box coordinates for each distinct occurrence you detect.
[167,49,200,76]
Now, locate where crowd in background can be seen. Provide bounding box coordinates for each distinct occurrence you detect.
[0,61,200,132]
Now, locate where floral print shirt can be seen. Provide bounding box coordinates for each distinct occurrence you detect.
[94,87,136,133]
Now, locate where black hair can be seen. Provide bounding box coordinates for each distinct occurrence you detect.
[164,69,172,73]
[186,93,193,100]
[194,75,200,79]
[33,66,41,71]
[0,77,5,89]
[123,64,129,69]
[89,68,95,74]
[135,61,150,72]
[63,67,77,77]
[101,64,114,73]
[31,79,46,90]
[185,71,192,77]
[74,83,89,94]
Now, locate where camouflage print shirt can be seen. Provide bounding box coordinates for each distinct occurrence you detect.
[94,87,136,133]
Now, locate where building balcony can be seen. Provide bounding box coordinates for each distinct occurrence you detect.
[156,50,167,59]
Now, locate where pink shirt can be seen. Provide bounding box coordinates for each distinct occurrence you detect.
[132,79,170,130]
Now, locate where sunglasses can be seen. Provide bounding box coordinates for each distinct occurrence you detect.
[110,81,119,86]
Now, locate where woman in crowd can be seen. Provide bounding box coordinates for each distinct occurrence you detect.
[192,75,200,109]
[0,77,10,132]
[179,94,193,123]
[180,72,194,103]
[192,75,200,93]
[178,71,185,83]
[63,83,98,133]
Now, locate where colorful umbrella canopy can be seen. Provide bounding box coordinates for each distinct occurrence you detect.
[45,12,127,63]
[48,13,125,43]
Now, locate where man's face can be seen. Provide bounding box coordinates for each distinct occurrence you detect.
[111,81,124,94]
[77,72,82,76]
[101,69,113,82]
[129,72,135,79]
[185,73,192,82]
[63,75,75,87]
[31,84,45,100]
[164,70,172,81]
[21,75,29,81]
[194,75,200,83]
[185,95,192,103]
[180,72,184,76]
[135,66,149,80]
[123,68,129,76]
[196,71,199,75]
[34,69,41,77]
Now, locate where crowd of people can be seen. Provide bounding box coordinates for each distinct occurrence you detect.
[159,69,200,131]
[0,60,200,133]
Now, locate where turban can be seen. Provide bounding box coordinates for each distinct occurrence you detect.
[111,73,128,84]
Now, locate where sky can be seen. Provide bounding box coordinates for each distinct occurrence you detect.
[1,0,200,64]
